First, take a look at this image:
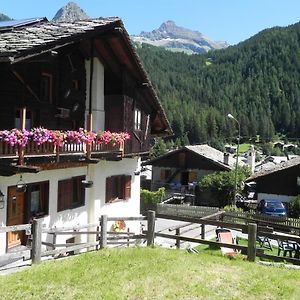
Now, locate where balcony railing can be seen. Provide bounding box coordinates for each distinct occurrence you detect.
[0,140,123,159]
[0,128,129,165]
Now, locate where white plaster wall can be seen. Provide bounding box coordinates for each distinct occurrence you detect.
[257,193,293,203]
[85,57,105,131]
[90,157,141,233]
[0,157,141,254]
[0,167,89,254]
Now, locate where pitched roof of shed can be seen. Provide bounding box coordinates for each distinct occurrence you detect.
[248,156,300,181]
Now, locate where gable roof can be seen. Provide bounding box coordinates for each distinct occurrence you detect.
[0,18,172,136]
[143,144,242,170]
[248,156,300,181]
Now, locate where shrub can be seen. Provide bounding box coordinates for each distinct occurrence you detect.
[289,195,300,218]
[223,205,244,213]
[199,166,251,207]
[140,187,165,204]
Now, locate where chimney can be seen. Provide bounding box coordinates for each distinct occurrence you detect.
[223,153,229,165]
[247,145,255,174]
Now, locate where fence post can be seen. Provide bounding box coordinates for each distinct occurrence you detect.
[247,223,257,262]
[201,224,205,240]
[31,218,42,264]
[147,210,156,247]
[175,228,180,249]
[100,215,108,249]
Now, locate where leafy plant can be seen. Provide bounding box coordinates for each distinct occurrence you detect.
[223,205,244,213]
[140,187,165,204]
[289,195,300,218]
[199,166,251,207]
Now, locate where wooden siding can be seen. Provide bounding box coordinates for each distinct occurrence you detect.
[105,94,151,155]
[255,164,300,196]
[0,49,86,131]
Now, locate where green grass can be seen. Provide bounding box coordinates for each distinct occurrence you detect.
[239,143,251,153]
[1,247,300,299]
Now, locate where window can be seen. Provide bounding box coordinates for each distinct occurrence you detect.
[57,176,85,212]
[160,169,171,181]
[134,107,142,130]
[72,79,80,90]
[41,72,53,103]
[106,175,131,203]
[15,109,33,130]
[27,181,49,218]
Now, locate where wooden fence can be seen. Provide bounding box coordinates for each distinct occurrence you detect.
[1,210,300,268]
[0,216,147,266]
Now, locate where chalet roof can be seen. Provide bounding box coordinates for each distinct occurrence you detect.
[0,18,119,61]
[143,144,243,170]
[185,145,238,169]
[248,156,300,181]
[0,18,172,136]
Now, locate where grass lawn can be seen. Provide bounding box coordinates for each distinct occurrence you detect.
[0,247,300,299]
[238,143,251,153]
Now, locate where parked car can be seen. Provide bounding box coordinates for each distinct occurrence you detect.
[256,199,287,217]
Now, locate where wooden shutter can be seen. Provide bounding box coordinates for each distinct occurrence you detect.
[72,176,85,207]
[123,175,132,200]
[57,179,73,211]
[106,177,113,203]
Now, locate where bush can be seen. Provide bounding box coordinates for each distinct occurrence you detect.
[140,187,165,204]
[289,196,300,218]
[199,166,251,207]
[223,205,244,213]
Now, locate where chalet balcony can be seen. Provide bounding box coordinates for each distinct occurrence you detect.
[0,128,130,166]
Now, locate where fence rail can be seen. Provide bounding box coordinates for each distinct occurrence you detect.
[1,209,300,269]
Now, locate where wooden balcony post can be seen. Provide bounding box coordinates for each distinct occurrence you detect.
[18,107,26,165]
[86,113,93,159]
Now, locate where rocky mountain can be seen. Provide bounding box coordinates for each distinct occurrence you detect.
[0,13,11,22]
[132,20,229,54]
[52,2,89,22]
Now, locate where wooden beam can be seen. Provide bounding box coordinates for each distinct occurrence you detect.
[12,70,41,103]
[94,39,121,78]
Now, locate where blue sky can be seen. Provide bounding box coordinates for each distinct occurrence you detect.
[1,0,300,44]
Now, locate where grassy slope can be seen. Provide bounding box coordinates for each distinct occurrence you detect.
[0,247,299,300]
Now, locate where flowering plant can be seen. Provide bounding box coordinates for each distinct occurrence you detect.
[96,131,130,145]
[50,130,66,147]
[31,127,52,145]
[0,128,130,148]
[0,129,31,148]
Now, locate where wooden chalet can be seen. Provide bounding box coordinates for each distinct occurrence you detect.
[247,156,300,203]
[142,145,237,192]
[0,17,171,253]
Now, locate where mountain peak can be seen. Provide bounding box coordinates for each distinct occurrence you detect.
[132,21,228,54]
[52,2,89,22]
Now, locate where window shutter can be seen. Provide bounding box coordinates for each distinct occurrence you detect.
[106,177,113,203]
[57,179,73,211]
[124,175,132,200]
[73,176,85,206]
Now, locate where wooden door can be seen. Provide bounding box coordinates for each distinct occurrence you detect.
[6,187,25,249]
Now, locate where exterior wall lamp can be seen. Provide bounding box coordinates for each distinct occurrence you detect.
[16,175,27,193]
[0,190,5,209]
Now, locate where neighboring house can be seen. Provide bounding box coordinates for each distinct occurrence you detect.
[0,18,171,254]
[142,145,241,192]
[254,155,298,173]
[247,156,300,203]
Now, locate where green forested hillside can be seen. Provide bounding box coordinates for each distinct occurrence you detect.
[136,22,300,146]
